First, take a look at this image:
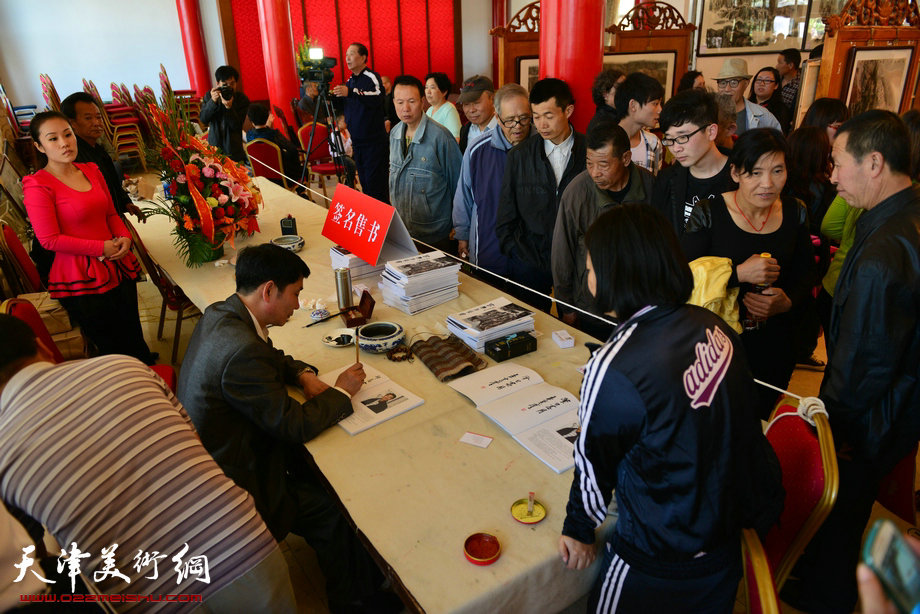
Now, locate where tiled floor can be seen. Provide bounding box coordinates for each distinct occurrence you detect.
[138,278,914,613]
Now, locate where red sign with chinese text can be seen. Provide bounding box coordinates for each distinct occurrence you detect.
[321,185,393,265]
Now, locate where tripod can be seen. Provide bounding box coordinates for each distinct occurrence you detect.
[299,81,347,190]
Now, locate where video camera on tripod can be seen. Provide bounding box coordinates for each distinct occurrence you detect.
[300,47,337,89]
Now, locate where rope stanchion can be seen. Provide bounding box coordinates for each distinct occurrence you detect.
[244,151,618,329]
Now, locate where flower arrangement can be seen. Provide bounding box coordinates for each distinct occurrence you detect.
[142,83,261,267]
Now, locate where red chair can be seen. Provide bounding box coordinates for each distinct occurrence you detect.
[0,222,43,293]
[741,528,780,614]
[1,298,65,363]
[1,297,176,391]
[297,122,341,199]
[762,402,839,591]
[125,220,199,364]
[244,139,296,191]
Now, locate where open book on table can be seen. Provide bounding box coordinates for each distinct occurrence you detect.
[448,363,579,473]
[319,364,423,435]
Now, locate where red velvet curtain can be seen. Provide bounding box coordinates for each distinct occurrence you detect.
[230,0,457,103]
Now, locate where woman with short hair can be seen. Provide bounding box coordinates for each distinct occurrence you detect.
[424,72,461,140]
[681,128,815,418]
[559,204,782,612]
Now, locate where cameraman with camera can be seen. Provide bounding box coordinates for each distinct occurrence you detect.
[332,42,389,203]
[201,65,250,163]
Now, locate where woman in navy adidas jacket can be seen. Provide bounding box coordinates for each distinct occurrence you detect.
[559,204,783,613]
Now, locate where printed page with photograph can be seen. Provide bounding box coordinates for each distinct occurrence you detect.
[320,364,424,435]
[449,363,579,472]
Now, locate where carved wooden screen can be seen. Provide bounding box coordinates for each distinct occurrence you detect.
[816,0,920,111]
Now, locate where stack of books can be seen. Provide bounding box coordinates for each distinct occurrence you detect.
[379,251,461,314]
[329,246,385,280]
[446,297,534,352]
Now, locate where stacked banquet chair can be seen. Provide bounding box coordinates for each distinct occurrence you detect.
[0,222,85,359]
[0,80,35,136]
[38,73,61,111]
[158,64,200,124]
[83,78,146,171]
[112,82,152,143]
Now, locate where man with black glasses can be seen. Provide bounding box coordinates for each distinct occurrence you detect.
[652,89,736,236]
[453,83,532,277]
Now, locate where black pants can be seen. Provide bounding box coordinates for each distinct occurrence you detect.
[287,473,382,608]
[788,455,880,613]
[589,540,740,613]
[504,253,553,314]
[59,279,154,365]
[352,138,390,203]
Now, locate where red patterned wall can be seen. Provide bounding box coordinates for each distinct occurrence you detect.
[229,0,458,103]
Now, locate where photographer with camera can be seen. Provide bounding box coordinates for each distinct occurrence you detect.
[332,42,389,203]
[201,65,250,163]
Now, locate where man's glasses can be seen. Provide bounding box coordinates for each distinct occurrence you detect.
[754,78,776,85]
[716,79,743,89]
[661,125,709,147]
[499,115,532,128]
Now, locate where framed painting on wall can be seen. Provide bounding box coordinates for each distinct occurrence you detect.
[804,0,846,49]
[793,59,821,129]
[602,51,677,98]
[844,47,915,115]
[517,57,540,93]
[698,0,809,55]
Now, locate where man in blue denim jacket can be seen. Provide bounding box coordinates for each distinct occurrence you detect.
[389,75,462,253]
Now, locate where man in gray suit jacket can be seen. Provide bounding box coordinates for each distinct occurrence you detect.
[178,243,399,613]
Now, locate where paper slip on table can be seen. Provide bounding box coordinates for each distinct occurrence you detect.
[135,178,614,613]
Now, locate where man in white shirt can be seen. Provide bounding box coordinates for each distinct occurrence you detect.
[496,78,586,312]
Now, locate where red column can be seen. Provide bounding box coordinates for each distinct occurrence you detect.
[539,0,605,133]
[492,0,507,84]
[176,0,211,97]
[255,0,300,122]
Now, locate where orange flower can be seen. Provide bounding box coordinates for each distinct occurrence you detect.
[183,214,195,231]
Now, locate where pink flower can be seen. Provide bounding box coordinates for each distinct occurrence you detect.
[176,173,187,183]
[221,179,246,202]
[202,166,215,178]
[218,194,229,205]
[216,172,229,180]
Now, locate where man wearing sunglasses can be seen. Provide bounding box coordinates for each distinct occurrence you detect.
[714,59,781,135]
[652,89,737,236]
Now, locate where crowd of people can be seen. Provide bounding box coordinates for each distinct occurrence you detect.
[4,39,919,613]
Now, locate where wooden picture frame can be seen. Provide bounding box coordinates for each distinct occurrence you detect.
[844,47,915,115]
[516,56,540,93]
[602,51,677,99]
[698,0,810,55]
[793,59,821,129]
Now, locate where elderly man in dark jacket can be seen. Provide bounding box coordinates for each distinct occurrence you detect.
[200,65,250,162]
[178,243,399,613]
[783,110,920,613]
[496,78,586,312]
[552,120,653,340]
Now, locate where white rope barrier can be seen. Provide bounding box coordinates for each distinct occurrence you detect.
[245,151,618,328]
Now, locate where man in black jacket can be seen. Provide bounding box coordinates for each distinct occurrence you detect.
[200,65,250,162]
[496,78,586,312]
[178,244,399,613]
[652,89,735,237]
[784,110,920,613]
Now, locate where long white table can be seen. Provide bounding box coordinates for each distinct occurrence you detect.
[136,179,611,613]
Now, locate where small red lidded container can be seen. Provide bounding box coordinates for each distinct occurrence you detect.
[463,532,501,565]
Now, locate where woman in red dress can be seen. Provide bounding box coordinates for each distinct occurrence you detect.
[23,111,155,364]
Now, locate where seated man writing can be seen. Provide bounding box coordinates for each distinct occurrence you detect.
[177,243,400,613]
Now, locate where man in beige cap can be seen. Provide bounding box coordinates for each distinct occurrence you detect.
[714,58,781,134]
[458,75,498,153]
